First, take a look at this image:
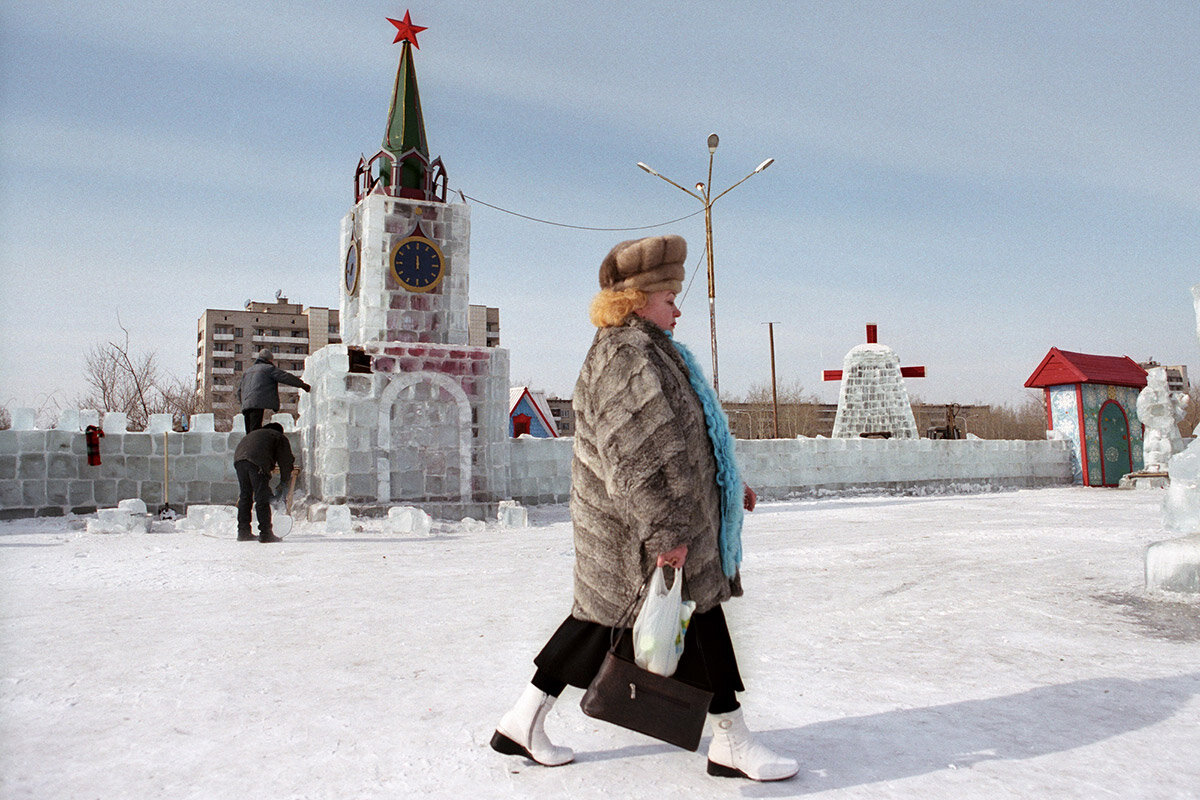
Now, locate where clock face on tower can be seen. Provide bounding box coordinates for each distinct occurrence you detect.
[344,239,360,295]
[389,227,445,293]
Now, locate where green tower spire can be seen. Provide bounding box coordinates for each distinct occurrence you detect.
[381,40,429,193]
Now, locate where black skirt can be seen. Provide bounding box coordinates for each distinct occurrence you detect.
[533,604,745,699]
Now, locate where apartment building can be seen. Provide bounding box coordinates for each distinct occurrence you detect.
[1138,360,1190,393]
[468,304,500,348]
[544,397,576,437]
[195,296,341,417]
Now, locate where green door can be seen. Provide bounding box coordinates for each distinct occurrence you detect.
[1098,401,1131,486]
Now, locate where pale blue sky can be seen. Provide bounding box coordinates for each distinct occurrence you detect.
[1,1,1197,414]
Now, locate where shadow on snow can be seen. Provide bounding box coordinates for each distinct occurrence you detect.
[709,673,1198,797]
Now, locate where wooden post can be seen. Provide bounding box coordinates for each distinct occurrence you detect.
[768,322,779,438]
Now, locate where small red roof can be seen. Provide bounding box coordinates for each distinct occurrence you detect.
[1024,347,1147,389]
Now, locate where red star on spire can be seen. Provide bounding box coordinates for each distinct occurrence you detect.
[387,10,427,48]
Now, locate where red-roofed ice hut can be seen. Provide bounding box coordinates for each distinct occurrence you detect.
[1025,348,1148,486]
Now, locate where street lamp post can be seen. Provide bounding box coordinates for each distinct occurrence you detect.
[637,134,773,396]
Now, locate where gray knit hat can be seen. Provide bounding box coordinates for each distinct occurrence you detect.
[256,348,274,362]
[599,235,687,294]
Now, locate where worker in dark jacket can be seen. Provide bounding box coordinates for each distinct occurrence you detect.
[233,422,295,543]
[237,349,311,432]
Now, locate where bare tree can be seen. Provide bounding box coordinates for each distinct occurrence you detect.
[162,374,203,429]
[727,380,824,438]
[76,321,200,431]
[0,393,64,429]
[956,391,1048,439]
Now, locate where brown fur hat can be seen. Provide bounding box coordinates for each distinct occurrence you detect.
[599,235,687,294]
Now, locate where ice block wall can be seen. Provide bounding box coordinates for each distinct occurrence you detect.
[2,412,1074,519]
[0,411,299,519]
[505,436,1074,505]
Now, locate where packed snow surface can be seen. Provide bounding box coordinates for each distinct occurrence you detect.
[2,487,1197,799]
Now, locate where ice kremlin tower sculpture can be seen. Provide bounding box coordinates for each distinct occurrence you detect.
[297,13,510,517]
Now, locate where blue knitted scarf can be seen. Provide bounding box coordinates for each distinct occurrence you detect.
[668,335,743,577]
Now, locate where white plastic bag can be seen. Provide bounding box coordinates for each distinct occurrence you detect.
[632,566,697,677]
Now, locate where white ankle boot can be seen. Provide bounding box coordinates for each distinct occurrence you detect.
[491,684,574,766]
[706,708,798,781]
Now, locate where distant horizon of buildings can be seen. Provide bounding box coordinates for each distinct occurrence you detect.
[194,295,1190,438]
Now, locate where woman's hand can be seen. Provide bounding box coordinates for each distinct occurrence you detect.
[743,483,757,512]
[656,544,688,569]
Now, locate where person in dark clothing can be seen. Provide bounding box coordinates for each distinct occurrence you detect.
[237,349,311,433]
[233,422,295,543]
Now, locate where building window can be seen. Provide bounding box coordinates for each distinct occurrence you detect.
[234,344,242,354]
[254,328,264,336]
[234,362,242,371]
[234,328,243,337]
[271,329,280,337]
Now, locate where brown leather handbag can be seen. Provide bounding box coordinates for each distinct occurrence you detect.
[579,576,714,751]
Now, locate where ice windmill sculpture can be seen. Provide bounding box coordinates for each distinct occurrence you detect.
[823,324,925,439]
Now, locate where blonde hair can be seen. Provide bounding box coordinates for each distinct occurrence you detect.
[589,288,647,328]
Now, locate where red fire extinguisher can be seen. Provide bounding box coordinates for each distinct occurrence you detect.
[85,425,105,466]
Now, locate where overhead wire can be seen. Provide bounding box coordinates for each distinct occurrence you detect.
[456,190,703,232]
[679,246,706,308]
[456,187,707,310]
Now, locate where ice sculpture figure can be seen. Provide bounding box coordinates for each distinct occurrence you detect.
[1162,284,1200,533]
[1137,367,1187,472]
[1146,283,1200,593]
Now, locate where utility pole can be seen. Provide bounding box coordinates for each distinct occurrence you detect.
[765,322,780,438]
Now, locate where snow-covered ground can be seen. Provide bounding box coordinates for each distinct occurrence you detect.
[2,487,1197,799]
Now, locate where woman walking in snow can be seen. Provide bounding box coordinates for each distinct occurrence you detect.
[491,234,797,782]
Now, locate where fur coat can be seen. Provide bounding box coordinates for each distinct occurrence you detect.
[569,314,742,626]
